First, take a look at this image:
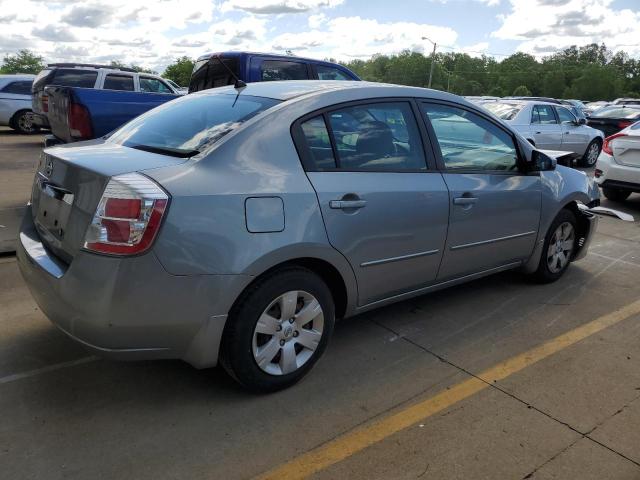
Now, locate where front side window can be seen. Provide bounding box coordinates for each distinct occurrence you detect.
[140,77,172,93]
[316,66,351,81]
[422,103,518,171]
[103,74,134,91]
[109,93,279,156]
[1,80,32,95]
[532,105,557,124]
[261,61,309,81]
[556,106,576,124]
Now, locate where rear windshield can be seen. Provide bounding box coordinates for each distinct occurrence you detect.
[590,107,640,119]
[109,92,280,155]
[189,58,239,93]
[483,102,523,120]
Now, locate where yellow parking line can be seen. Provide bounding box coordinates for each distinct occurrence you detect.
[256,299,640,480]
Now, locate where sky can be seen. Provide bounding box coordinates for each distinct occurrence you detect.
[0,0,638,72]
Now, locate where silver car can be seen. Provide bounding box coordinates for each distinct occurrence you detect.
[0,74,37,133]
[483,100,604,167]
[18,81,600,392]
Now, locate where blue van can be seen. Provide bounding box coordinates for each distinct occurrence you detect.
[188,51,360,92]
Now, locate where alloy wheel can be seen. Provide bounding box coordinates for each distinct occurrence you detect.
[547,222,575,273]
[17,112,36,133]
[585,142,600,166]
[252,290,324,376]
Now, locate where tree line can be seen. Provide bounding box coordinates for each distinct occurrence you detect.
[2,44,639,101]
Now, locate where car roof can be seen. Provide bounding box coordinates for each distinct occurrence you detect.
[196,51,351,68]
[201,80,470,103]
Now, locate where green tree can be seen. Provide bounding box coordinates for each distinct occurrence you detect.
[162,56,195,86]
[542,70,566,98]
[513,85,532,96]
[109,60,156,74]
[488,86,505,97]
[1,49,45,74]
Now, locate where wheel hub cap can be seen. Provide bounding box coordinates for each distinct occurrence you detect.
[252,290,324,376]
[547,222,575,274]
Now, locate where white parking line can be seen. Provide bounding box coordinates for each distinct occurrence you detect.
[0,356,98,385]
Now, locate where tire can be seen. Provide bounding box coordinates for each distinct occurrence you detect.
[602,187,631,202]
[11,110,39,134]
[580,139,601,167]
[220,267,335,393]
[532,209,577,283]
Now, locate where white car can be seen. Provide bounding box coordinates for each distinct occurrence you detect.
[0,74,37,133]
[483,100,604,166]
[594,121,640,201]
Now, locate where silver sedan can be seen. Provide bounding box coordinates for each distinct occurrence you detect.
[483,100,604,167]
[18,82,599,392]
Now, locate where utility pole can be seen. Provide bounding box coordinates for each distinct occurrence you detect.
[422,36,437,89]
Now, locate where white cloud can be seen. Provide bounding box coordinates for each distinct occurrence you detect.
[493,0,640,57]
[220,0,344,14]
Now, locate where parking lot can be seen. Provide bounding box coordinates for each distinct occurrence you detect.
[2,127,640,479]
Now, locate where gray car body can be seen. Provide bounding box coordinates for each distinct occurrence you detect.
[0,74,34,126]
[484,100,604,156]
[17,81,600,369]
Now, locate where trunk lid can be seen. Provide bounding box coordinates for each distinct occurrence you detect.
[31,141,188,263]
[613,133,640,167]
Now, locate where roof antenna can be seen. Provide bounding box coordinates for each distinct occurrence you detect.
[213,54,247,90]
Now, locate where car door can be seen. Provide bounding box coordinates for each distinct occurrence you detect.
[293,100,449,306]
[556,105,590,156]
[0,80,32,123]
[530,104,563,150]
[420,102,541,281]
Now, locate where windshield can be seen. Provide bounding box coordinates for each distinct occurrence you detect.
[109,93,280,156]
[483,102,523,120]
[590,106,640,119]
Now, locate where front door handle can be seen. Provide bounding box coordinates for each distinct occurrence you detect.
[330,199,367,209]
[453,197,478,206]
[534,131,542,134]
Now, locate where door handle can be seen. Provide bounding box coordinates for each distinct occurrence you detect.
[534,131,542,134]
[329,199,367,209]
[453,197,478,206]
[564,131,570,134]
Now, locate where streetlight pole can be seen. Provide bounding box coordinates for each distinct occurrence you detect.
[422,36,437,89]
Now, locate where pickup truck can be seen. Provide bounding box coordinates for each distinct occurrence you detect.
[45,86,179,143]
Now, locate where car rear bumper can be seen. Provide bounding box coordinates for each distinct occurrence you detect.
[31,113,50,128]
[595,152,640,191]
[16,208,251,368]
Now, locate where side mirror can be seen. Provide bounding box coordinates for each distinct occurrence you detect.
[531,150,556,172]
[577,118,586,125]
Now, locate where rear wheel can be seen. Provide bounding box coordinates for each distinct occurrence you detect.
[532,209,577,283]
[602,187,631,202]
[11,110,39,134]
[580,139,601,167]
[220,267,335,393]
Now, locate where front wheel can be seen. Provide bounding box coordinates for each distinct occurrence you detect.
[580,139,601,167]
[220,267,335,393]
[11,110,39,134]
[532,209,577,283]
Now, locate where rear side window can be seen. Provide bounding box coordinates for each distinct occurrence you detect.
[298,102,426,171]
[316,66,351,81]
[261,61,309,81]
[1,81,32,95]
[140,77,172,93]
[103,74,134,91]
[50,69,98,88]
[422,103,517,171]
[109,93,280,155]
[532,105,557,124]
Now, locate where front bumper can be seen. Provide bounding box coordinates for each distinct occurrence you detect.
[17,209,251,368]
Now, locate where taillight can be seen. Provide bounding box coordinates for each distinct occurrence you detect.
[618,120,633,129]
[602,133,627,155]
[68,102,93,140]
[83,173,169,255]
[41,94,48,113]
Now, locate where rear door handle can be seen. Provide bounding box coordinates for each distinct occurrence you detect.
[329,200,367,209]
[453,197,478,206]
